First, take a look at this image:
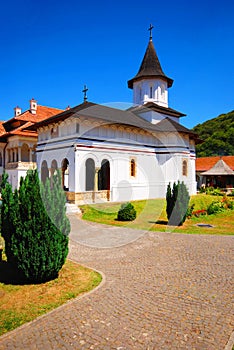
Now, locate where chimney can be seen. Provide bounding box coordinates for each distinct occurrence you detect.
[30,98,37,114]
[14,106,22,117]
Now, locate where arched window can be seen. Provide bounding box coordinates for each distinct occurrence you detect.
[21,143,30,162]
[32,145,36,162]
[98,159,110,190]
[51,126,58,138]
[51,159,58,176]
[61,158,69,191]
[41,160,49,184]
[182,160,188,176]
[130,158,136,177]
[85,158,95,191]
[149,86,153,99]
[161,85,165,99]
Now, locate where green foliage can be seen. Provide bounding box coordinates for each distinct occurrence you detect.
[205,195,234,215]
[207,201,224,215]
[117,202,136,221]
[186,203,195,218]
[1,170,70,283]
[166,181,190,226]
[40,171,70,237]
[193,110,234,156]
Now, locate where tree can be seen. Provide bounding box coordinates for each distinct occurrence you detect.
[193,110,234,157]
[117,202,136,221]
[166,181,190,226]
[1,170,70,283]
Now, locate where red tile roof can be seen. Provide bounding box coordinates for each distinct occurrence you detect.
[196,156,234,171]
[0,105,63,140]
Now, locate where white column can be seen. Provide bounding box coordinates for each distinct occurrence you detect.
[18,147,21,162]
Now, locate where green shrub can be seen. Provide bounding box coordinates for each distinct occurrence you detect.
[166,181,190,226]
[221,196,234,210]
[212,188,224,196]
[207,201,224,215]
[205,186,214,194]
[186,203,195,218]
[1,170,70,283]
[117,202,136,221]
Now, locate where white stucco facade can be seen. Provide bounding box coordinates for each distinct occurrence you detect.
[133,78,169,107]
[36,111,197,204]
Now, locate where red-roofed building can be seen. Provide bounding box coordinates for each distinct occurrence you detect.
[196,156,234,189]
[0,99,63,189]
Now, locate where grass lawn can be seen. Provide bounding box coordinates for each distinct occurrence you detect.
[80,194,234,235]
[0,259,102,336]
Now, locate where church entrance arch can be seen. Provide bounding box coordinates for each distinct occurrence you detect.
[61,158,69,191]
[98,159,110,190]
[41,160,49,184]
[85,158,95,191]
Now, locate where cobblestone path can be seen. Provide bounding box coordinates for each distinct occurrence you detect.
[0,215,233,349]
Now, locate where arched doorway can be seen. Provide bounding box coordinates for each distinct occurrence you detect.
[61,158,69,191]
[85,158,95,191]
[41,160,49,184]
[51,159,58,176]
[98,159,110,190]
[21,143,30,162]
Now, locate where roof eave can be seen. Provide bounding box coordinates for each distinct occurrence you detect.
[128,75,173,89]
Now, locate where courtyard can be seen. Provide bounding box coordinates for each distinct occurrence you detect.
[0,214,233,349]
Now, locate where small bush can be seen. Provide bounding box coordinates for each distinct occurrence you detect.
[117,202,136,221]
[186,204,195,218]
[207,201,224,215]
[221,196,234,210]
[212,188,224,196]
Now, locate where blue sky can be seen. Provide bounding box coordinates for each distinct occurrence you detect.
[0,0,233,128]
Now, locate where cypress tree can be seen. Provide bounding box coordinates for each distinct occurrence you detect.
[1,170,70,283]
[166,181,190,226]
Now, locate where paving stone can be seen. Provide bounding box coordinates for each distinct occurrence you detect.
[0,214,233,349]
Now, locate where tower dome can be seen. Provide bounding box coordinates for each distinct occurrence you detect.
[128,28,173,107]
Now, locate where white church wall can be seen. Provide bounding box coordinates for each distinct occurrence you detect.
[36,111,197,202]
[37,143,75,192]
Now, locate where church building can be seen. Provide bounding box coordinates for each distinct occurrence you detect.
[28,28,199,203]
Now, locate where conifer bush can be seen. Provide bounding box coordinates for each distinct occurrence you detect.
[166,181,190,226]
[1,170,70,283]
[117,202,136,221]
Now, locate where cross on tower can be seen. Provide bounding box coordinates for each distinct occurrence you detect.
[148,24,154,41]
[82,85,88,102]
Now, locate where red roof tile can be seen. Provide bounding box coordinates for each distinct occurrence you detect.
[0,105,63,140]
[0,121,6,136]
[196,156,234,171]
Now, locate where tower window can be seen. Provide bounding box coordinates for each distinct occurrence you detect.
[150,86,153,99]
[161,85,165,99]
[182,160,188,176]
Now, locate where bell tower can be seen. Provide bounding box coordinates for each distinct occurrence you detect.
[128,25,173,107]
